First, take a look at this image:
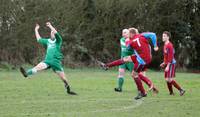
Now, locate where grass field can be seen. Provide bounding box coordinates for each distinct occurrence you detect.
[0,68,200,117]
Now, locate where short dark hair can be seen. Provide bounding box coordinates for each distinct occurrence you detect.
[163,31,171,39]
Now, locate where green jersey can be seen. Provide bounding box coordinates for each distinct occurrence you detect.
[120,37,134,58]
[38,33,64,63]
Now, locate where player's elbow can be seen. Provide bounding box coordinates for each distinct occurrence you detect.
[151,32,156,36]
[150,33,156,39]
[36,38,41,42]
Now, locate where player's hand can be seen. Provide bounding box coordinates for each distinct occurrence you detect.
[46,22,52,27]
[154,46,159,51]
[35,24,40,30]
[160,63,165,68]
[165,66,169,72]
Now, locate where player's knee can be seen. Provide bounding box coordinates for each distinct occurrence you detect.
[165,78,172,83]
[123,56,131,62]
[118,73,124,78]
[57,71,66,79]
[142,71,146,76]
[131,72,137,78]
[118,69,125,77]
[133,75,138,79]
[138,72,143,76]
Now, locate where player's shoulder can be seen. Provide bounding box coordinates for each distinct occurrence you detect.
[55,32,61,36]
[168,41,174,46]
[120,37,125,41]
[166,42,174,48]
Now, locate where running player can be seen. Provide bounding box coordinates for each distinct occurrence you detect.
[160,31,185,96]
[20,22,77,95]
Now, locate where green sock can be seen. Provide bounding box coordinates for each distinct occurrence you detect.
[118,77,124,89]
[26,69,33,76]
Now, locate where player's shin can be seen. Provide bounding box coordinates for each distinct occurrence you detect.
[138,73,152,89]
[63,79,69,87]
[171,80,182,91]
[166,81,174,95]
[118,77,124,89]
[133,77,146,95]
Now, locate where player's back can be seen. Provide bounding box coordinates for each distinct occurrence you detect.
[130,34,152,64]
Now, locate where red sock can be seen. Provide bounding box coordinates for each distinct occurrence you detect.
[167,82,173,94]
[133,77,146,94]
[138,73,152,87]
[106,59,125,67]
[171,80,181,91]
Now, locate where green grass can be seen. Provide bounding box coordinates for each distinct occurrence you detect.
[0,69,200,117]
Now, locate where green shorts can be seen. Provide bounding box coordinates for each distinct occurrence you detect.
[44,59,64,72]
[119,62,134,72]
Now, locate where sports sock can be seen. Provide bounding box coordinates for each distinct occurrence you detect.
[63,80,69,87]
[26,68,37,76]
[133,77,145,94]
[138,73,152,87]
[118,77,124,89]
[167,82,173,94]
[171,80,181,91]
[106,59,125,68]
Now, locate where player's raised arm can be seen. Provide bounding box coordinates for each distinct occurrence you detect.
[46,22,62,44]
[142,32,159,51]
[35,24,41,41]
[46,22,57,34]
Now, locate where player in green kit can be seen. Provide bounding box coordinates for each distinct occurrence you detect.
[114,29,134,92]
[20,22,77,95]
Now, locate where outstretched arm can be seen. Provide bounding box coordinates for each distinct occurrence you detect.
[35,24,41,41]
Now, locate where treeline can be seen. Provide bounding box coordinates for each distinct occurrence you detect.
[0,0,199,69]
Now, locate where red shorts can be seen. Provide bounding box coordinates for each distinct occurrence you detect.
[165,64,176,78]
[131,55,148,73]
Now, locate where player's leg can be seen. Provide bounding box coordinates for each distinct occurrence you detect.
[132,70,147,100]
[52,64,77,95]
[114,67,125,92]
[138,72,153,90]
[169,64,185,96]
[55,71,76,95]
[20,62,48,77]
[165,64,176,95]
[138,71,159,94]
[130,56,147,100]
[170,64,185,96]
[99,56,132,70]
[166,78,174,95]
[171,79,185,96]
